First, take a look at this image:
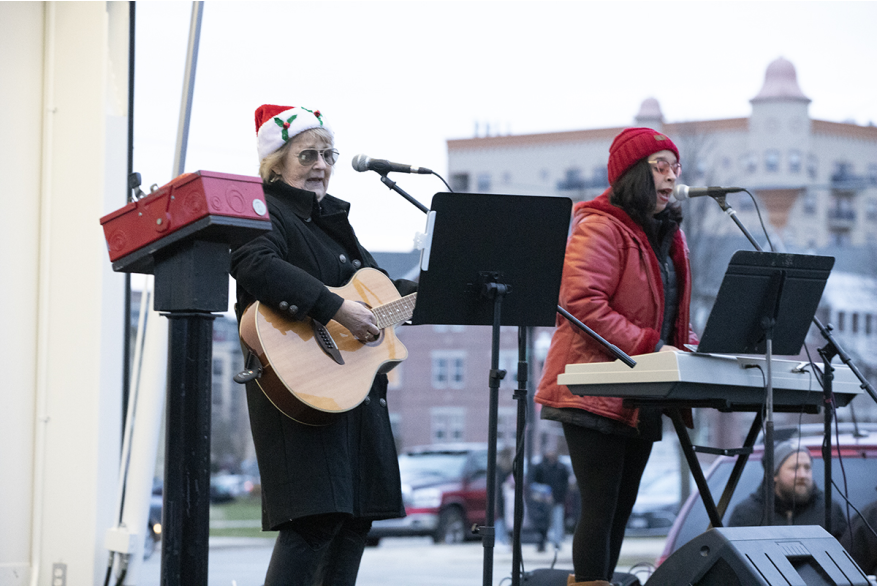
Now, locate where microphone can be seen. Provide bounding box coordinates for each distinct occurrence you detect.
[673,184,745,200]
[351,154,432,175]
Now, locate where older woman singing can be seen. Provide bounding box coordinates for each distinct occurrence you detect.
[231,104,416,585]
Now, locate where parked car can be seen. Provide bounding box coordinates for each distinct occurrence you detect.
[368,444,488,545]
[625,470,686,537]
[656,427,877,567]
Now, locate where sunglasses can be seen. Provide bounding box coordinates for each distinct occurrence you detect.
[296,148,339,166]
[648,159,681,176]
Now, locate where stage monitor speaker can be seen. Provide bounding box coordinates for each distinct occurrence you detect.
[645,525,869,586]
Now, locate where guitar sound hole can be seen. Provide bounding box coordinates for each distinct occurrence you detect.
[363,331,383,347]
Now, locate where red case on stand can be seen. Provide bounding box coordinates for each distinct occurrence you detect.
[100,170,269,262]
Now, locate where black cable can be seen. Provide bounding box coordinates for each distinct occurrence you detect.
[832,407,854,541]
[742,189,775,252]
[103,552,114,586]
[832,479,877,544]
[431,171,454,193]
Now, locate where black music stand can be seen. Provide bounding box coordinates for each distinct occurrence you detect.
[692,251,833,527]
[411,192,571,586]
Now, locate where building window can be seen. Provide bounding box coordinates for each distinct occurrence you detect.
[807,154,818,179]
[431,351,466,389]
[740,152,756,174]
[212,357,225,407]
[431,407,466,443]
[802,192,817,215]
[499,349,518,389]
[477,173,492,192]
[837,311,846,332]
[557,167,586,191]
[852,313,859,334]
[832,231,851,246]
[866,314,873,336]
[789,150,802,173]
[832,161,855,186]
[765,150,780,173]
[450,173,470,192]
[497,407,516,447]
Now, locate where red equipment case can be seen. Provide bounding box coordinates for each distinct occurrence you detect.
[100,170,268,262]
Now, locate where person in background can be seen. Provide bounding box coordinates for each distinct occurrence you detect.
[843,495,877,575]
[531,449,570,552]
[729,440,847,540]
[535,127,699,586]
[495,446,514,550]
[230,104,416,585]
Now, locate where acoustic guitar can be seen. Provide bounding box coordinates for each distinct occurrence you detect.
[239,268,417,426]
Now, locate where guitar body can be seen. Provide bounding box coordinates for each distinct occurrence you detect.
[239,268,409,426]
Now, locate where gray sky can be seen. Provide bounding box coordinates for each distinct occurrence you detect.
[133,1,877,253]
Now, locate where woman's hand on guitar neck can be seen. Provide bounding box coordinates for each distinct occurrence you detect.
[333,299,380,342]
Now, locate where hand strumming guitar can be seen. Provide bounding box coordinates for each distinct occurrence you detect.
[333,299,380,342]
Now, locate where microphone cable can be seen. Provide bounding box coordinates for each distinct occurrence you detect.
[739,189,776,252]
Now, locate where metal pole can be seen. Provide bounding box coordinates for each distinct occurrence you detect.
[172,1,203,177]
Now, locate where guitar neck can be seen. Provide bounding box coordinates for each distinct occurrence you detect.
[372,293,417,330]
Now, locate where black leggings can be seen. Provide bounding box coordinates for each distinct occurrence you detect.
[563,423,653,582]
[264,513,372,586]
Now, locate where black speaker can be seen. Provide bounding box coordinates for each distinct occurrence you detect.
[521,568,640,585]
[646,525,869,586]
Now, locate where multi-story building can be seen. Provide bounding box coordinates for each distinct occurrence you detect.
[447,57,877,252]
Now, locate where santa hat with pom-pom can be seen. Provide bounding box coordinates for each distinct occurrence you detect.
[254,104,332,160]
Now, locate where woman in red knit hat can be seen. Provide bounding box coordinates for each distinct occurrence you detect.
[535,127,699,585]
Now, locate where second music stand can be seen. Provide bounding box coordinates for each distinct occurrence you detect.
[696,250,833,526]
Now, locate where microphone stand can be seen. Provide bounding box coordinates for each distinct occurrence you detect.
[706,193,877,532]
[371,171,635,584]
[377,171,429,213]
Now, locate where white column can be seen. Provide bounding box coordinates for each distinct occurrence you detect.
[0,2,129,585]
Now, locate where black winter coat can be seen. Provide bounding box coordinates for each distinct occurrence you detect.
[727,484,847,540]
[230,181,416,530]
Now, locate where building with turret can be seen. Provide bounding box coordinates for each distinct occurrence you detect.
[447,57,877,250]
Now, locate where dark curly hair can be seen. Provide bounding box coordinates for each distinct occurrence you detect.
[609,158,683,243]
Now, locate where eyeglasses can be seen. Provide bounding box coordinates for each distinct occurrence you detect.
[648,159,681,176]
[296,148,339,166]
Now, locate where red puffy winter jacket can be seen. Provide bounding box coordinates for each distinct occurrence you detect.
[535,190,699,428]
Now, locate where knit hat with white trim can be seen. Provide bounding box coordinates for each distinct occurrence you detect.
[254,104,332,160]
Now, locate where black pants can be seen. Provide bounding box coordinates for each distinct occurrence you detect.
[264,513,372,586]
[563,423,653,583]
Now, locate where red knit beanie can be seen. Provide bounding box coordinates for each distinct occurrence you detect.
[607,127,679,185]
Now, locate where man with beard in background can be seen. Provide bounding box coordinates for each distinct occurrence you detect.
[729,439,847,540]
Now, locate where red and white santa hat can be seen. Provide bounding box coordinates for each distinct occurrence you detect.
[254,104,333,160]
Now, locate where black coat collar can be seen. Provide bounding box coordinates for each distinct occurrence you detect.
[263,180,350,221]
